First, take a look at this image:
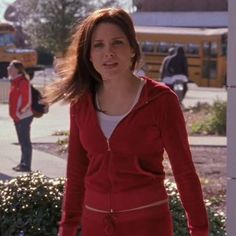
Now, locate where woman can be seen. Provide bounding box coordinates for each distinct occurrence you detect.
[8,60,33,172]
[45,8,208,236]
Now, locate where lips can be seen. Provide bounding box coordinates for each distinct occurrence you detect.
[103,62,118,68]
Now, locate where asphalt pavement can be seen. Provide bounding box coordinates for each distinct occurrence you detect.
[0,72,227,181]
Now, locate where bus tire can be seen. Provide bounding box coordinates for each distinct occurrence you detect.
[173,81,188,102]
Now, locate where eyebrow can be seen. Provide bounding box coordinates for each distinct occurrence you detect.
[93,36,125,42]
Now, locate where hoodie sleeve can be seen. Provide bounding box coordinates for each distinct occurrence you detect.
[58,103,89,236]
[159,91,209,236]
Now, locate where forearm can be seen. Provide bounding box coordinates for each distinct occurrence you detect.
[175,171,208,235]
[58,211,82,236]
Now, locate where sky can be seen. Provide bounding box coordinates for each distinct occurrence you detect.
[0,0,16,21]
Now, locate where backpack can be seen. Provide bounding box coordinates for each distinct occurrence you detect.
[31,85,49,118]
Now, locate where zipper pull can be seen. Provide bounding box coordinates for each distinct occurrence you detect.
[107,139,111,151]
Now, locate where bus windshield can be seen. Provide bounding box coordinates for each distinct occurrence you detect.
[0,33,15,47]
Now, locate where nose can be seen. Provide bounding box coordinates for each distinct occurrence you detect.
[104,45,114,58]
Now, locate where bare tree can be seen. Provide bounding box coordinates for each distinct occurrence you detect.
[4,0,127,54]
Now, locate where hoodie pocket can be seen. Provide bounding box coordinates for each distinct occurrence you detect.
[134,157,157,179]
[115,154,157,179]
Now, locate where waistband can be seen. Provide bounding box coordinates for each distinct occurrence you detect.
[85,198,168,214]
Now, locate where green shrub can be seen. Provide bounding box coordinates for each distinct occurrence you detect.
[207,100,226,135]
[0,172,64,236]
[165,180,226,236]
[0,173,226,235]
[191,122,208,135]
[191,100,226,135]
[52,130,69,154]
[185,102,211,113]
[52,130,69,136]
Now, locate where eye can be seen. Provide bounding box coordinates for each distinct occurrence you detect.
[93,42,103,48]
[113,40,124,46]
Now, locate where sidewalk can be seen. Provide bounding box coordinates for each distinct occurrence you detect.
[0,102,69,181]
[189,136,226,147]
[0,100,227,181]
[0,138,66,181]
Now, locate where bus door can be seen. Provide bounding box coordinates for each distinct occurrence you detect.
[139,40,160,79]
[202,41,219,87]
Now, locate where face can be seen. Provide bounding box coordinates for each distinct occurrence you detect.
[7,63,19,79]
[90,23,135,81]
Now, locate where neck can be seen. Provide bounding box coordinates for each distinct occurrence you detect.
[100,74,140,96]
[96,74,143,115]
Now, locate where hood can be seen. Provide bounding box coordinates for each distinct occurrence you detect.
[139,77,172,105]
[78,77,173,112]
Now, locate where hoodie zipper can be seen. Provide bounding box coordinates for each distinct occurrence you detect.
[106,139,111,151]
[103,99,149,153]
[94,79,168,213]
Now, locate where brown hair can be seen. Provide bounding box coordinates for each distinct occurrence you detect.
[10,60,29,79]
[45,8,141,104]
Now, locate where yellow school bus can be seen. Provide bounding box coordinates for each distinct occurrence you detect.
[0,22,39,78]
[135,26,227,88]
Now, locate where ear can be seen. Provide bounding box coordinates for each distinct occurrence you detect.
[131,48,135,58]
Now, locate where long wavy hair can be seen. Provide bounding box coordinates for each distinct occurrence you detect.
[45,8,141,104]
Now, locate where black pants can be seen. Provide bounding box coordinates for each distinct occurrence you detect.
[14,116,33,169]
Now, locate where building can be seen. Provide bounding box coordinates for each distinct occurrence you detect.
[131,0,228,27]
[132,0,227,11]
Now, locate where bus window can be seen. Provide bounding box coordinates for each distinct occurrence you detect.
[203,42,218,57]
[203,42,210,56]
[174,43,185,50]
[187,43,200,55]
[210,42,218,57]
[158,42,169,53]
[0,33,15,46]
[141,41,155,53]
[203,60,217,79]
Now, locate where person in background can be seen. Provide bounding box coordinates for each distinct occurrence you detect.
[160,46,175,83]
[8,60,33,172]
[45,8,208,236]
[167,46,189,98]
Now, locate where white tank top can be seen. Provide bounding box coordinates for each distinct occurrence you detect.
[96,79,146,139]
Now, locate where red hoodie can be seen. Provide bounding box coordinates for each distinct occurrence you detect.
[59,77,208,236]
[9,75,32,122]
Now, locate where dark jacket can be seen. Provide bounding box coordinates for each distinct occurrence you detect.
[168,47,189,77]
[160,55,173,79]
